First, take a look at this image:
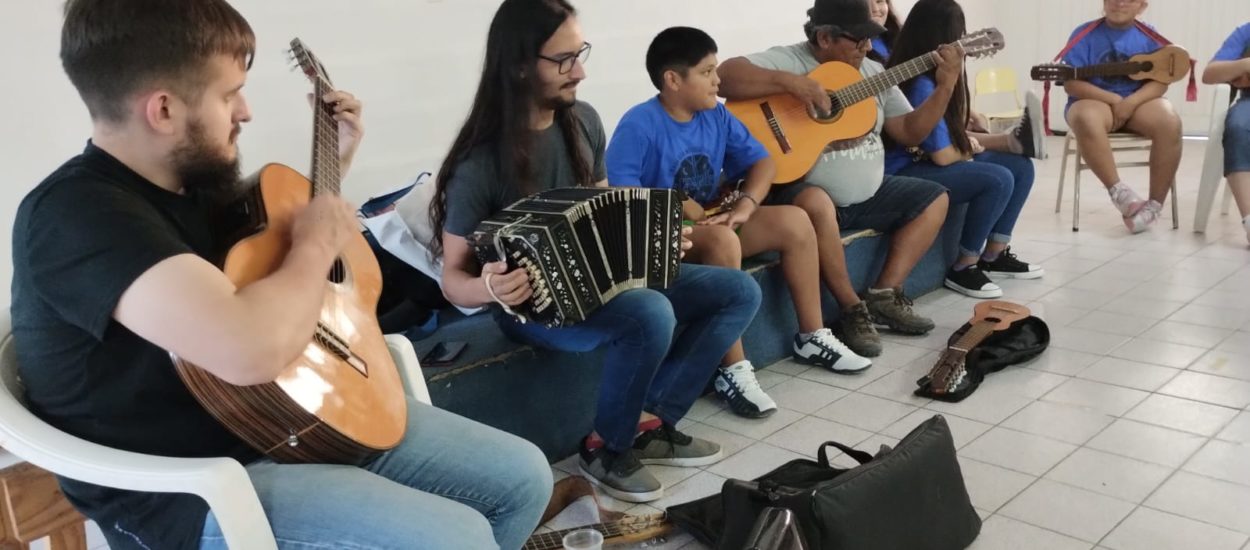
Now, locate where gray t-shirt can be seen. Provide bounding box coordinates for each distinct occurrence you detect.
[745,43,913,206]
[443,101,607,237]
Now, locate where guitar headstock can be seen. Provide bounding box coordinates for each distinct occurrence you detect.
[958,28,1006,60]
[927,350,969,395]
[1031,63,1076,82]
[971,300,1031,330]
[288,38,334,89]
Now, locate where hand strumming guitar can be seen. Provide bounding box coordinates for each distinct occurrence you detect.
[785,73,834,118]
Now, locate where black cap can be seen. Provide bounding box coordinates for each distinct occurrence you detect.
[809,0,888,40]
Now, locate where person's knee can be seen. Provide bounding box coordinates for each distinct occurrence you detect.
[926,191,950,218]
[711,267,762,312]
[505,437,554,511]
[773,206,816,246]
[794,187,838,223]
[697,224,743,266]
[621,289,677,341]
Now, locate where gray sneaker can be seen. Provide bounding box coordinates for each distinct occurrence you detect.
[839,302,883,357]
[633,424,723,468]
[579,446,663,503]
[864,287,935,335]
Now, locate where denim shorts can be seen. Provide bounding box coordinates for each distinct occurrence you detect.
[767,175,947,233]
[1226,98,1250,175]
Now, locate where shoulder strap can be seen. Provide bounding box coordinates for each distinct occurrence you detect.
[1133,21,1199,102]
[1043,19,1105,135]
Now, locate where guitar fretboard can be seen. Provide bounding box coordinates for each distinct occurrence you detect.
[833,53,937,107]
[310,78,342,197]
[1075,61,1151,80]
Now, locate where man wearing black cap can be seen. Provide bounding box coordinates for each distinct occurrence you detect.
[718,0,963,339]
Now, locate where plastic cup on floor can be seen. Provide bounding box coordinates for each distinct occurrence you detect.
[561,528,604,550]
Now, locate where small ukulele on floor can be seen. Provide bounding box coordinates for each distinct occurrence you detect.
[917,301,1031,402]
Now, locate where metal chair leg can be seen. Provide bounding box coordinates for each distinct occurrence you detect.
[1171,180,1180,230]
[1056,135,1072,213]
[1073,147,1082,232]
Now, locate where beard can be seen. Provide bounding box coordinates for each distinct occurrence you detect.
[171,119,242,204]
[537,83,579,110]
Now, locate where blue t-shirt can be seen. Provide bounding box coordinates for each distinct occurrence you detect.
[871,37,891,61]
[1062,20,1164,106]
[606,97,769,207]
[1213,23,1250,62]
[884,75,952,174]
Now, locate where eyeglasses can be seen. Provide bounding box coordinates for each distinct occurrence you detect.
[839,34,871,49]
[539,42,592,75]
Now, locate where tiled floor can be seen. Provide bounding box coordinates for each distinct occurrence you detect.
[553,138,1250,550]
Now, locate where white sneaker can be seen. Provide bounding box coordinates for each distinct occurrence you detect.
[1109,183,1145,218]
[714,362,778,419]
[1125,200,1163,234]
[793,328,872,374]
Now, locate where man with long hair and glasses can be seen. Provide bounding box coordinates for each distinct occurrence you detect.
[11,0,551,548]
[430,0,761,503]
[718,0,957,338]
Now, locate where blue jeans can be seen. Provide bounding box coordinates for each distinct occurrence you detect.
[500,263,761,452]
[896,151,1035,257]
[1225,98,1250,175]
[200,399,552,549]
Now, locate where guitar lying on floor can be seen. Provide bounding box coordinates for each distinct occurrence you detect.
[920,301,1031,399]
[1030,44,1192,85]
[523,514,673,550]
[726,28,1005,184]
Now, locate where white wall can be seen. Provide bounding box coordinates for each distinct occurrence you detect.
[1,0,1247,308]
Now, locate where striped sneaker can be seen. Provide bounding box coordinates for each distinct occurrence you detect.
[793,328,872,374]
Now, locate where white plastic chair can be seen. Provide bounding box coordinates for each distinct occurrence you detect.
[1194,84,1238,233]
[0,312,430,549]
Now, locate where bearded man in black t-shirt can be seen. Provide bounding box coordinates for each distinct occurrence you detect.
[9,1,551,548]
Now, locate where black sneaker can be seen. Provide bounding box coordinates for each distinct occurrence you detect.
[1010,91,1047,161]
[632,423,723,467]
[979,247,1045,280]
[944,265,1003,299]
[579,444,663,503]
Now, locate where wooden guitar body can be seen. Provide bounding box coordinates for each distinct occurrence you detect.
[175,164,407,464]
[726,61,878,184]
[1126,45,1192,83]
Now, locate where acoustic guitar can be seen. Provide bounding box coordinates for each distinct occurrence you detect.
[920,301,1030,398]
[726,28,1005,184]
[171,39,407,464]
[1030,44,1192,85]
[523,514,673,550]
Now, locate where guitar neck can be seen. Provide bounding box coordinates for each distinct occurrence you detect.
[1074,61,1151,80]
[950,320,998,352]
[833,53,936,107]
[310,78,342,197]
[524,522,615,550]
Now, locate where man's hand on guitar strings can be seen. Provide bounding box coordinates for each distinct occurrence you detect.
[292,195,358,257]
[786,73,833,119]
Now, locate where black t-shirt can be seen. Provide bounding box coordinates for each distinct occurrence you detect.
[9,143,258,549]
[443,101,607,237]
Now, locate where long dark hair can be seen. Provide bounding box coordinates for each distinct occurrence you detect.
[428,0,592,256]
[867,0,903,64]
[886,0,972,155]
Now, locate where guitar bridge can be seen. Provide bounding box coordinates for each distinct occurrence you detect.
[314,323,368,377]
[759,101,792,153]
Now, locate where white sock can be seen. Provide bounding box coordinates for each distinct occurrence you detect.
[1108,181,1127,194]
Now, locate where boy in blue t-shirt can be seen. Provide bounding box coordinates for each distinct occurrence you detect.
[1062,0,1183,233]
[1202,22,1250,244]
[607,27,873,419]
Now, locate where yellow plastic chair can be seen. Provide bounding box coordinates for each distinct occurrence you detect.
[974,67,1024,129]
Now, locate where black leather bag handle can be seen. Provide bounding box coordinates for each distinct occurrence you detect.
[816,440,874,467]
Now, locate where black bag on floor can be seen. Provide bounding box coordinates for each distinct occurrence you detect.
[666,415,981,550]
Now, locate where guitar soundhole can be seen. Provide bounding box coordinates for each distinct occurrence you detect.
[814,95,844,123]
[327,258,346,284]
